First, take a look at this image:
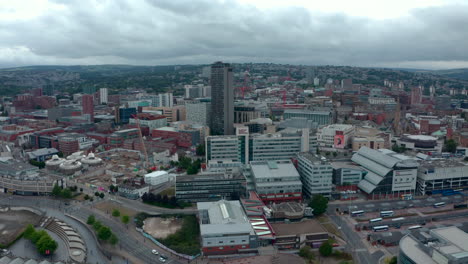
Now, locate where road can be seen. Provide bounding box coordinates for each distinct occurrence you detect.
[329,195,465,213]
[327,211,384,264]
[0,195,186,264]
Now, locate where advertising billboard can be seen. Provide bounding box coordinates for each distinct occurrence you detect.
[334,132,345,149]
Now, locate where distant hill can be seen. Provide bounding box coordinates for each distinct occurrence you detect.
[430,68,468,81]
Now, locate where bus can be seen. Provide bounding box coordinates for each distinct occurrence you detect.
[392,217,405,221]
[351,210,365,217]
[369,218,383,223]
[408,225,422,230]
[373,225,389,232]
[434,202,446,208]
[380,211,394,217]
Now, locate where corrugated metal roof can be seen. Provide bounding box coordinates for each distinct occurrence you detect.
[358,179,377,194]
[364,171,385,186]
[351,154,391,176]
[357,147,399,168]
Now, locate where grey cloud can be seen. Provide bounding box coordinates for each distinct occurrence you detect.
[0,0,468,69]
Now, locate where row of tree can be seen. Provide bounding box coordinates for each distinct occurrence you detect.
[23,225,58,255]
[86,215,118,245]
[141,192,178,207]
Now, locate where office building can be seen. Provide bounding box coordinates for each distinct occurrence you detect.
[317,124,354,148]
[144,106,186,123]
[99,88,108,104]
[330,161,364,185]
[417,159,468,195]
[176,172,246,202]
[81,94,94,123]
[210,61,234,135]
[149,93,173,107]
[234,106,260,123]
[197,200,257,255]
[399,226,468,264]
[249,160,302,203]
[206,127,317,166]
[117,107,137,124]
[297,153,333,197]
[283,109,332,126]
[352,147,419,198]
[129,113,167,129]
[186,101,211,126]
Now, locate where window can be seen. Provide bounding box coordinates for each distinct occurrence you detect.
[219,241,223,244]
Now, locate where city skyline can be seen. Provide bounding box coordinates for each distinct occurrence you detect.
[0,0,468,69]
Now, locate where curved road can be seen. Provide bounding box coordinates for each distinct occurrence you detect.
[0,196,108,264]
[0,194,187,264]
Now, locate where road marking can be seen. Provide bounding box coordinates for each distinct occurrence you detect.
[355,248,368,252]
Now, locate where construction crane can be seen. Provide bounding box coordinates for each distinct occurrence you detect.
[133,115,149,168]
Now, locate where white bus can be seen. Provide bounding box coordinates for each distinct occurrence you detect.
[373,225,389,232]
[369,218,383,223]
[408,225,422,230]
[392,217,405,221]
[380,211,394,217]
[433,202,446,208]
[351,210,365,217]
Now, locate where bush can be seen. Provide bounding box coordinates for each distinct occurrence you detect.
[110,233,118,245]
[93,221,102,231]
[112,209,120,217]
[319,241,333,257]
[121,215,130,224]
[87,215,96,225]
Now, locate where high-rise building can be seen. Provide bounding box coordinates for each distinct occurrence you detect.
[99,88,108,104]
[210,62,234,135]
[186,101,211,126]
[150,93,173,107]
[81,94,94,122]
[305,68,315,84]
[411,86,422,105]
[297,153,333,198]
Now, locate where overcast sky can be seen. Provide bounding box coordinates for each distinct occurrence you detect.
[1,0,468,69]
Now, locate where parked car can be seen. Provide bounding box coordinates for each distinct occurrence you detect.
[151,249,159,255]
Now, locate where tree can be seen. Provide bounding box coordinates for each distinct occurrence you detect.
[112,209,121,217]
[109,233,119,245]
[37,235,58,255]
[51,184,61,197]
[61,188,72,199]
[121,215,130,225]
[319,241,333,257]
[23,224,36,239]
[80,188,83,192]
[186,165,198,175]
[95,192,100,197]
[99,193,105,199]
[309,195,328,216]
[444,139,458,153]
[87,215,96,225]
[154,194,162,202]
[196,144,205,156]
[389,256,397,264]
[84,194,90,200]
[299,245,315,262]
[169,196,177,206]
[93,221,102,231]
[333,152,338,157]
[97,226,112,241]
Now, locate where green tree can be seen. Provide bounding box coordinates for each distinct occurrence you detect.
[99,193,105,199]
[93,221,102,231]
[61,188,72,199]
[444,139,458,153]
[112,209,120,217]
[319,241,333,257]
[36,235,58,255]
[23,224,36,239]
[299,245,315,262]
[389,256,397,264]
[109,233,119,245]
[51,184,61,197]
[309,195,328,216]
[186,165,198,175]
[196,144,205,156]
[84,194,90,200]
[121,215,130,225]
[31,230,48,244]
[97,226,112,241]
[87,215,96,225]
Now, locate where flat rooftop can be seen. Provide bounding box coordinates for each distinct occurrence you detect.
[250,160,300,179]
[271,219,326,237]
[198,200,254,236]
